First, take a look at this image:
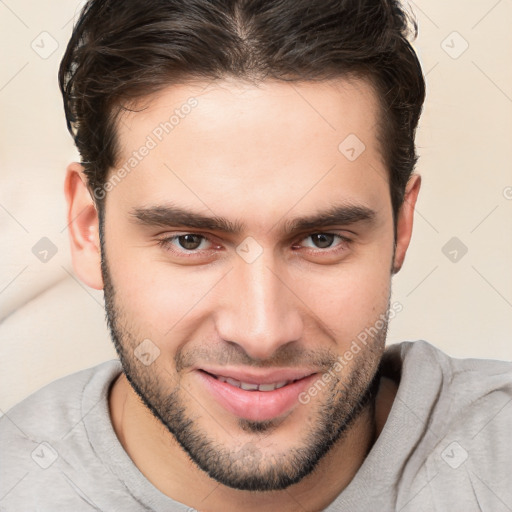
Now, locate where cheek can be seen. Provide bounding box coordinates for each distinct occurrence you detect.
[106,239,223,338]
[290,249,392,345]
[103,207,225,335]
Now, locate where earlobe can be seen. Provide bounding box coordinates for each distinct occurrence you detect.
[392,174,421,274]
[64,162,104,290]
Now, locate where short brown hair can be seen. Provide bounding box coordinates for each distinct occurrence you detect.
[59,0,425,221]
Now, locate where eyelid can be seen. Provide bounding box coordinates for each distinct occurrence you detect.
[157,232,218,253]
[157,231,352,259]
[295,232,352,250]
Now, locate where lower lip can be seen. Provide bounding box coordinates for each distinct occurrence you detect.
[196,370,318,422]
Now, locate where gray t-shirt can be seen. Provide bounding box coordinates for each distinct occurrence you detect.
[1,340,511,511]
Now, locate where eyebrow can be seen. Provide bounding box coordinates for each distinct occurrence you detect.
[130,202,376,236]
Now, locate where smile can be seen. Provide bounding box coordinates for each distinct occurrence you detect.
[196,369,318,422]
[212,374,297,392]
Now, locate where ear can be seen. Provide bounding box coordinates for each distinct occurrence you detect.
[392,174,421,274]
[64,162,104,290]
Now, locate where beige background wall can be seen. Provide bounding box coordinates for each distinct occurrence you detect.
[1,0,511,411]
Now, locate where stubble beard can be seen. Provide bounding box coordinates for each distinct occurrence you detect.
[101,242,387,491]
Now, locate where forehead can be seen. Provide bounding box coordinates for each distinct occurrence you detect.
[110,77,389,222]
[117,77,383,156]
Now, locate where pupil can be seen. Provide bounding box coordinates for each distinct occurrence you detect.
[313,233,334,248]
[179,234,201,250]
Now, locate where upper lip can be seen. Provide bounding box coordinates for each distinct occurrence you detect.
[197,367,317,385]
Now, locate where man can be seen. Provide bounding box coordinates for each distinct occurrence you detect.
[1,0,510,510]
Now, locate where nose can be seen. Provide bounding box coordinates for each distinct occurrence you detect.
[214,252,304,361]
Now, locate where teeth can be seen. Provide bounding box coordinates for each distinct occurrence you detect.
[240,381,259,391]
[258,383,278,391]
[216,375,292,391]
[259,381,288,391]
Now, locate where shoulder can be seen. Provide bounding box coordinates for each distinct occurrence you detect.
[395,340,511,443]
[391,341,512,510]
[390,339,512,395]
[1,360,122,439]
[0,360,122,505]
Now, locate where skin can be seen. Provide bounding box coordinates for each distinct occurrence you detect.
[65,77,420,511]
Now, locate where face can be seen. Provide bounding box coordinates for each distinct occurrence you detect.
[83,78,411,491]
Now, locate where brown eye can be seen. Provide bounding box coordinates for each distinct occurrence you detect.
[309,233,336,249]
[157,233,220,262]
[296,233,352,257]
[177,234,204,250]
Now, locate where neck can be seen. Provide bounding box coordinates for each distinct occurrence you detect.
[109,372,396,512]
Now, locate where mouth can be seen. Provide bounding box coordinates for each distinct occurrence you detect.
[209,372,300,392]
[196,369,318,422]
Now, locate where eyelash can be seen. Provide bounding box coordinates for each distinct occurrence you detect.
[156,232,352,259]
